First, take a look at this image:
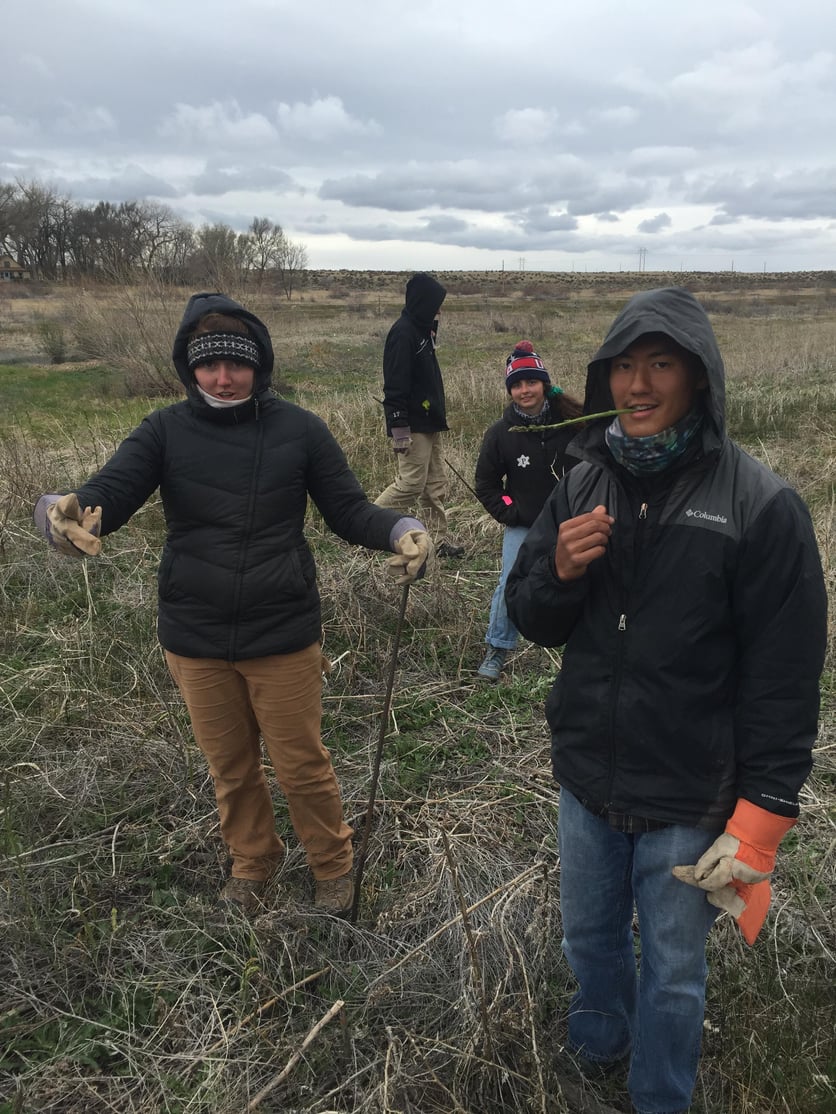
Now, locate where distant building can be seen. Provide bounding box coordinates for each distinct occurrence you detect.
[0,254,31,281]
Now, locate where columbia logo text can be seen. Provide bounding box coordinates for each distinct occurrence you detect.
[685,508,728,525]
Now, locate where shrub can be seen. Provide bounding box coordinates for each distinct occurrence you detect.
[34,316,68,364]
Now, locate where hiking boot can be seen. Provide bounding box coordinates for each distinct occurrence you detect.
[219,876,268,914]
[477,646,507,681]
[315,871,354,916]
[437,541,465,558]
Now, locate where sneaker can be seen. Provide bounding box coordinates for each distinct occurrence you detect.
[219,876,268,914]
[477,646,507,681]
[315,871,355,916]
[437,541,465,558]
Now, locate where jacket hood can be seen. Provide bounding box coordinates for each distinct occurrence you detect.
[403,273,446,328]
[172,291,275,395]
[575,287,726,456]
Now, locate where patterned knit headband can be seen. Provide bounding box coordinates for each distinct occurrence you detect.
[187,332,261,372]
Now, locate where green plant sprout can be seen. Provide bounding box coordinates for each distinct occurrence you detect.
[508,406,636,433]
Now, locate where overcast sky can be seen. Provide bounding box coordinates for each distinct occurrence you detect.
[4,0,836,272]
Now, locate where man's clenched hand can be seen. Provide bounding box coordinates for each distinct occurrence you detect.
[555,504,613,581]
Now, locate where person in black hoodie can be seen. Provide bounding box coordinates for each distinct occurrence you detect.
[506,288,826,1114]
[374,272,464,557]
[473,341,582,681]
[34,292,433,917]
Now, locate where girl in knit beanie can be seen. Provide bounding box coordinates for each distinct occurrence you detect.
[473,341,582,680]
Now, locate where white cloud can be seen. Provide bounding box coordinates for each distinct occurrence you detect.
[670,42,836,132]
[57,103,117,135]
[493,108,560,146]
[275,96,380,141]
[159,101,277,145]
[627,147,698,173]
[593,106,639,126]
[18,53,53,80]
[0,115,33,141]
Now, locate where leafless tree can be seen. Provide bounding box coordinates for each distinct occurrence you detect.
[247,217,287,289]
[0,175,310,289]
[275,236,309,300]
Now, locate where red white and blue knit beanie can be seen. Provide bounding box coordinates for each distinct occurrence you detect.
[505,341,551,391]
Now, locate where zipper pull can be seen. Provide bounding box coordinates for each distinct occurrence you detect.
[639,502,648,519]
[618,614,627,631]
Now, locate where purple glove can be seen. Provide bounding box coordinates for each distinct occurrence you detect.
[389,517,431,582]
[391,426,412,455]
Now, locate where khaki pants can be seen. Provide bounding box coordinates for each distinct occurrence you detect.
[374,431,448,534]
[165,643,353,882]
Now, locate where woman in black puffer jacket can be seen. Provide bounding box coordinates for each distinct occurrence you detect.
[35,292,431,916]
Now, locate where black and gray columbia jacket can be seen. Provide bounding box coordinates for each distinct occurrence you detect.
[506,287,827,829]
[381,273,449,435]
[74,292,402,661]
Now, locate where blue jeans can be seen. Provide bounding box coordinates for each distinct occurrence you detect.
[558,788,720,1114]
[485,525,528,650]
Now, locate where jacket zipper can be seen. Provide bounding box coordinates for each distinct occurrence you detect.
[607,498,649,803]
[228,400,264,659]
[616,502,647,632]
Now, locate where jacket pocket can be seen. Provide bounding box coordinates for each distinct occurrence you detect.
[263,546,316,603]
[157,548,175,597]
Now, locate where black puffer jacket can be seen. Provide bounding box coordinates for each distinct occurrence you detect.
[506,288,827,829]
[475,397,577,528]
[75,293,402,660]
[381,273,448,435]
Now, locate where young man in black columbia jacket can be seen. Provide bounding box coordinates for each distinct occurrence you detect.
[506,287,826,1114]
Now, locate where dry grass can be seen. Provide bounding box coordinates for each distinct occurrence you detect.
[0,276,834,1113]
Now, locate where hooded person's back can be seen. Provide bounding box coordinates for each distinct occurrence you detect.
[403,272,446,330]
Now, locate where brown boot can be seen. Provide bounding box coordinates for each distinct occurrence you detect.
[219,877,268,914]
[314,872,354,916]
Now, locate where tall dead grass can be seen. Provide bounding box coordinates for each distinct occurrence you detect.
[1,279,834,1113]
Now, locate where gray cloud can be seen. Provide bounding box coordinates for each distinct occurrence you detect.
[687,167,836,221]
[53,166,180,202]
[2,0,835,269]
[638,213,673,234]
[190,164,298,197]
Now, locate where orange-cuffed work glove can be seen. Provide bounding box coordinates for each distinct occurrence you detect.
[387,529,434,585]
[35,493,102,557]
[673,799,796,945]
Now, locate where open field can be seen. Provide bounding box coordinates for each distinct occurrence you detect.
[1,274,834,1113]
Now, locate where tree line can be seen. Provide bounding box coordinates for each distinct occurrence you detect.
[0,179,308,298]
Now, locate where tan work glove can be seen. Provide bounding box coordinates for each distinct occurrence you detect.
[38,493,102,557]
[673,799,795,945]
[387,528,434,584]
